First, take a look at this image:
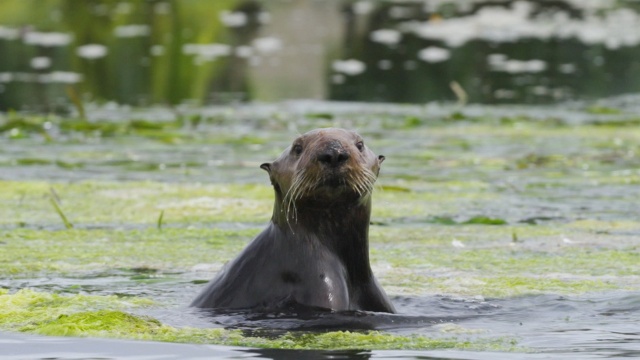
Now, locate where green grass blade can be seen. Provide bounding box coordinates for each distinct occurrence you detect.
[49,198,73,229]
[157,210,164,230]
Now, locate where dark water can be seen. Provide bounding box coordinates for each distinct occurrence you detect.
[3,100,640,226]
[3,1,640,358]
[5,229,640,358]
[2,0,640,111]
[3,270,640,359]
[2,99,640,358]
[4,332,624,360]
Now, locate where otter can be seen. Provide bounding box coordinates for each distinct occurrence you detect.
[191,128,395,313]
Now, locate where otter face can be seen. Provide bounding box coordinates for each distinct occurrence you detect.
[261,128,384,208]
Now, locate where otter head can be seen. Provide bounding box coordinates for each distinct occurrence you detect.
[260,128,384,218]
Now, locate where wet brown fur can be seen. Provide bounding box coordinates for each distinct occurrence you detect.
[191,128,395,313]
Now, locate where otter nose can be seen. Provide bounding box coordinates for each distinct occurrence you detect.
[317,147,350,167]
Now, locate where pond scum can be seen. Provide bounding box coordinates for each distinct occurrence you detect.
[0,289,519,350]
[1,106,639,350]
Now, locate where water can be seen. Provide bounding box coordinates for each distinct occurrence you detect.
[3,260,640,358]
[2,100,640,358]
[2,0,640,358]
[4,332,622,360]
[3,271,640,359]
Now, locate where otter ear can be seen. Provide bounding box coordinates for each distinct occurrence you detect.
[260,163,272,173]
[378,155,385,164]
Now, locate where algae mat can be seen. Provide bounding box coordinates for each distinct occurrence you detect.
[1,101,639,355]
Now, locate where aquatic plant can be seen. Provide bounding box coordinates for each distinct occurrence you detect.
[0,289,520,351]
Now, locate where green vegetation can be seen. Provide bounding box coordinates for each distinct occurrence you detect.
[0,107,639,350]
[586,106,622,115]
[0,181,273,228]
[1,175,638,297]
[0,226,254,276]
[0,0,241,107]
[0,289,519,350]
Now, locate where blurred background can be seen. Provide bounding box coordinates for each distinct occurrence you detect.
[1,0,640,112]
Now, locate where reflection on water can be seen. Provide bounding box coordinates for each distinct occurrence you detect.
[1,0,640,111]
[3,270,640,360]
[170,291,640,359]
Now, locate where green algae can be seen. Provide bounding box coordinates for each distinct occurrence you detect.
[0,227,256,277]
[370,220,640,296]
[420,216,507,225]
[0,115,274,146]
[586,106,622,115]
[2,168,639,297]
[477,277,616,297]
[425,247,640,277]
[2,178,638,296]
[0,180,274,227]
[0,289,518,351]
[4,214,635,297]
[33,313,514,351]
[1,108,640,351]
[29,310,166,337]
[0,289,153,332]
[420,276,616,298]
[0,116,52,134]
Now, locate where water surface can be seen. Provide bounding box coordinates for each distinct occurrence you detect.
[2,99,640,358]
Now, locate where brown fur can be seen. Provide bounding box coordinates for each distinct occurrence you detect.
[191,128,395,313]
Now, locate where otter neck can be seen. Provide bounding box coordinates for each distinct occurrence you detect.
[271,194,374,283]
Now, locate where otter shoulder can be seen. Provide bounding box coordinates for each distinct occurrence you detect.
[191,223,351,311]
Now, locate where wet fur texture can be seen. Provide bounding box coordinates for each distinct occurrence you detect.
[191,128,395,313]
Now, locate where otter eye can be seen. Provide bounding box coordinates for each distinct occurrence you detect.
[356,141,364,151]
[292,144,303,155]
